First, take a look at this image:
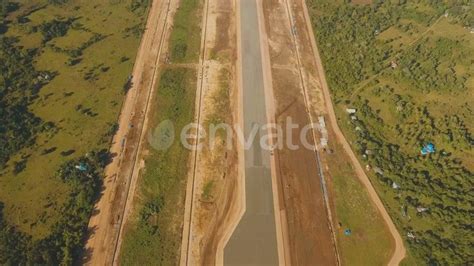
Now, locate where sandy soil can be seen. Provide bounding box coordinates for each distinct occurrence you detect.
[261,0,339,264]
[83,0,178,264]
[214,1,247,264]
[179,0,242,265]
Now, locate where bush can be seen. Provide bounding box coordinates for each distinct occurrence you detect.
[39,18,74,42]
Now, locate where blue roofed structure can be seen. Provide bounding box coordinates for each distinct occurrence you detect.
[75,162,88,171]
[344,229,352,236]
[421,143,435,155]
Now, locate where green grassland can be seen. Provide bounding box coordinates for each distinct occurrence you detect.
[326,139,393,266]
[308,0,473,264]
[169,0,202,63]
[120,67,196,265]
[120,0,202,263]
[0,0,150,263]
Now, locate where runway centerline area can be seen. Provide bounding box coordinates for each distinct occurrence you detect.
[223,0,279,265]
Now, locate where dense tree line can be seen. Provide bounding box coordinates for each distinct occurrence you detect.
[0,0,17,23]
[0,37,48,167]
[308,0,473,264]
[0,203,30,264]
[349,99,473,264]
[0,151,108,264]
[311,1,400,96]
[0,0,7,20]
[0,13,80,169]
[0,0,154,263]
[394,37,469,93]
[0,3,111,264]
[310,0,471,97]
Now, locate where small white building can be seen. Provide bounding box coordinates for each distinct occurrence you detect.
[346,108,357,114]
[318,116,328,148]
[392,182,400,189]
[318,116,326,128]
[390,60,398,69]
[320,138,328,148]
[417,207,429,213]
[373,167,384,175]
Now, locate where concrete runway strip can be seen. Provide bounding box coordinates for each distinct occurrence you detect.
[223,0,280,265]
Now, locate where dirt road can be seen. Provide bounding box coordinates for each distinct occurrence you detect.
[83,0,175,264]
[299,1,406,265]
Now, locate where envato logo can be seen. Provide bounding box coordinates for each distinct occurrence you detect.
[148,117,326,151]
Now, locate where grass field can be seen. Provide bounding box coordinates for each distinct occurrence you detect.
[0,0,149,240]
[169,0,202,63]
[326,138,393,265]
[120,0,203,263]
[120,67,197,264]
[308,0,473,264]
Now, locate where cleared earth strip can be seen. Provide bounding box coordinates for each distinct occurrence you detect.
[84,0,173,264]
[281,0,341,263]
[112,0,174,264]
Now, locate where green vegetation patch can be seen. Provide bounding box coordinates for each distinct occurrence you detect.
[0,0,150,262]
[169,0,202,63]
[120,67,197,264]
[327,141,393,265]
[307,0,473,264]
[205,68,232,127]
[0,37,47,168]
[0,150,110,264]
[201,180,214,201]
